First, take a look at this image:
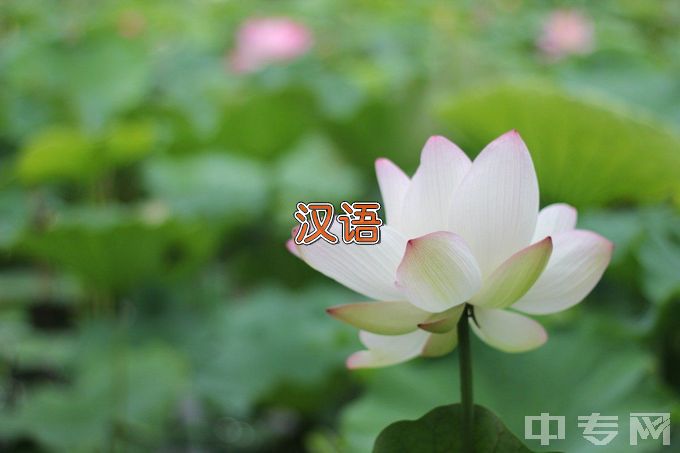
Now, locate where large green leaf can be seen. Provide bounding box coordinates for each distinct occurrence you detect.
[325,88,433,173]
[374,404,534,453]
[637,209,680,304]
[0,189,31,249]
[62,37,150,130]
[16,126,97,184]
[19,206,219,291]
[580,207,680,305]
[340,317,676,452]
[143,152,268,221]
[216,88,319,159]
[0,270,82,308]
[436,82,680,207]
[0,342,187,452]
[16,121,156,185]
[0,309,77,368]
[181,285,357,417]
[103,119,157,165]
[273,135,365,228]
[579,209,644,266]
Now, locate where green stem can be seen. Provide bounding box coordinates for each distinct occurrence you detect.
[458,304,474,453]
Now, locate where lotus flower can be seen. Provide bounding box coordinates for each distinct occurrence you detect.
[537,9,594,60]
[229,17,312,73]
[288,131,612,369]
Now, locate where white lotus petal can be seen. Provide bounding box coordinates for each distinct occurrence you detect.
[375,158,410,226]
[532,203,577,242]
[512,230,613,315]
[396,232,482,312]
[469,237,553,309]
[327,301,430,335]
[346,330,430,369]
[298,225,406,301]
[470,307,547,353]
[399,136,471,238]
[449,130,539,277]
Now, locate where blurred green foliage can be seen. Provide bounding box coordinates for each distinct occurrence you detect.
[0,0,679,452]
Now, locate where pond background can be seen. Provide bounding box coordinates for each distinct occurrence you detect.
[0,1,679,452]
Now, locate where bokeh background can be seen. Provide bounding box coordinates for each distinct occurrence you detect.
[0,1,679,452]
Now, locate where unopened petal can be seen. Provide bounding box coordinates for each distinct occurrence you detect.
[469,237,552,309]
[512,230,613,315]
[399,136,471,238]
[396,232,482,312]
[532,203,577,242]
[450,131,539,277]
[470,308,547,353]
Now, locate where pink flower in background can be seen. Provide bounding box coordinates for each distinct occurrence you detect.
[229,18,312,73]
[538,10,594,60]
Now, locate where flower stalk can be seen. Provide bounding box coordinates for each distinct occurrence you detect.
[458,304,474,453]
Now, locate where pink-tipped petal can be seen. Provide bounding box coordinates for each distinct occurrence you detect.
[449,130,539,277]
[532,203,577,242]
[396,232,482,312]
[512,230,613,315]
[327,301,430,335]
[346,351,373,369]
[470,307,547,353]
[469,237,553,309]
[399,136,471,238]
[375,158,410,226]
[286,239,301,258]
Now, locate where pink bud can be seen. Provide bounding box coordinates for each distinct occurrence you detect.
[537,10,594,60]
[228,17,312,73]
